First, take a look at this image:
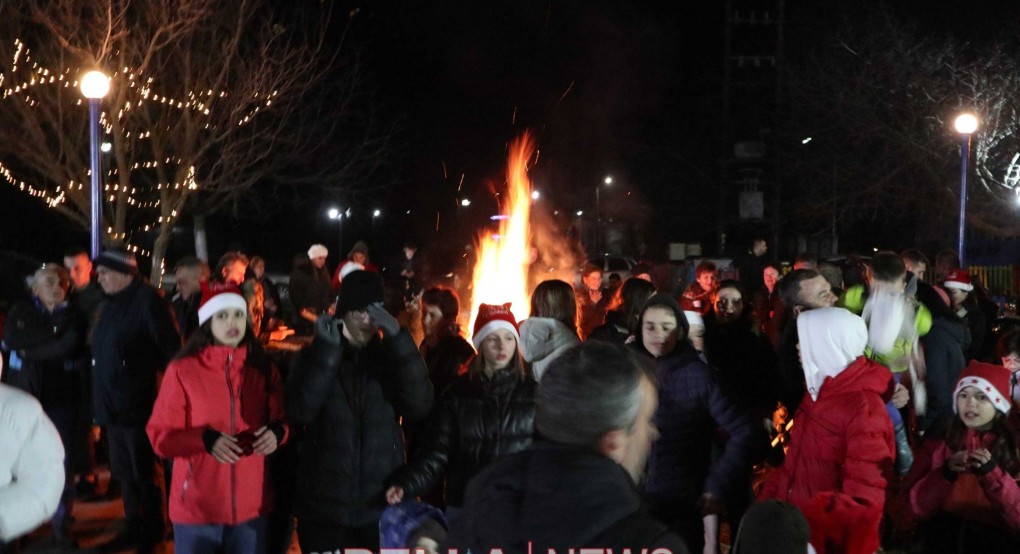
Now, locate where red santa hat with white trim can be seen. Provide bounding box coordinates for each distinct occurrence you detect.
[952,360,1013,415]
[472,303,520,350]
[943,269,974,292]
[198,282,248,326]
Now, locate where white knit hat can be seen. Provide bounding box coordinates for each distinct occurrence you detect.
[307,244,329,259]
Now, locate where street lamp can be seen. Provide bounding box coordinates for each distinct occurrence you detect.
[328,206,344,256]
[80,70,110,258]
[954,113,978,266]
[595,176,612,253]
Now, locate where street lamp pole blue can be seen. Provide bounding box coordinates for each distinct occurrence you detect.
[80,71,110,258]
[953,113,978,266]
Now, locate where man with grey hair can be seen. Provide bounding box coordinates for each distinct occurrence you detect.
[170,256,209,338]
[447,341,688,554]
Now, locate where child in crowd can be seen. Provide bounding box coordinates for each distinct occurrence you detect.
[147,283,288,554]
[997,330,1020,409]
[760,307,895,554]
[519,279,580,382]
[386,303,536,523]
[907,361,1020,552]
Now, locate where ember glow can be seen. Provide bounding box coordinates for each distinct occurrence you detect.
[469,133,535,335]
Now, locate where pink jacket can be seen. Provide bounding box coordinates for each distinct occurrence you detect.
[908,435,1020,530]
[147,345,288,525]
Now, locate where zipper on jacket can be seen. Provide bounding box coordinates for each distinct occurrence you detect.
[225,352,238,523]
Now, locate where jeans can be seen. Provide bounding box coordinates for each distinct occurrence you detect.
[173,516,266,554]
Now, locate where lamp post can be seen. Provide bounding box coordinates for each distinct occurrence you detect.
[954,113,978,266]
[80,70,110,258]
[595,176,612,253]
[328,207,344,258]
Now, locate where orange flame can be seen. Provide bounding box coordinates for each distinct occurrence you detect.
[468,133,535,336]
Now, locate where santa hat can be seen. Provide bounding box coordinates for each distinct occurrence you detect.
[338,261,365,281]
[198,282,247,326]
[953,360,1013,415]
[472,303,520,350]
[307,244,329,259]
[943,269,974,292]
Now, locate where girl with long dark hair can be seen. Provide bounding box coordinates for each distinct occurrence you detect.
[147,283,288,553]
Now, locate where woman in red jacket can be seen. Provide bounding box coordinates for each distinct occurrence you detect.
[147,283,288,554]
[759,307,895,554]
[907,361,1020,551]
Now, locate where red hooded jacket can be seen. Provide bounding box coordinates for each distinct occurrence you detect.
[147,345,288,525]
[760,356,895,554]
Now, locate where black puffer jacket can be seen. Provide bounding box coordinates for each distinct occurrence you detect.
[286,326,433,526]
[390,366,536,507]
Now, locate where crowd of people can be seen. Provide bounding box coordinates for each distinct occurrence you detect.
[1,237,1019,554]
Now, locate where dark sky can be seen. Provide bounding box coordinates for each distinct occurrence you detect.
[1,0,1015,270]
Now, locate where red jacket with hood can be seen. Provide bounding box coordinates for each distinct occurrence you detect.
[760,355,895,554]
[147,345,288,525]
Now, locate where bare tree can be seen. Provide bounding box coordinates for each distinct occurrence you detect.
[781,3,1020,247]
[0,0,394,280]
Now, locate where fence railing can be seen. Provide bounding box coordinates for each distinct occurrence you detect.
[968,265,1020,300]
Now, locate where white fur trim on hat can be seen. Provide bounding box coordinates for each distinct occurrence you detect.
[308,244,329,259]
[953,375,1011,415]
[338,261,365,281]
[472,320,521,350]
[943,280,974,292]
[198,292,248,326]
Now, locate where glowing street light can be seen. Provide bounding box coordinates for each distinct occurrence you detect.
[531,190,540,201]
[460,198,471,207]
[373,209,381,218]
[954,112,979,265]
[327,206,343,255]
[80,70,110,258]
[100,142,112,153]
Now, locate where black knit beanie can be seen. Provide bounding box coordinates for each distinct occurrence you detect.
[336,270,384,316]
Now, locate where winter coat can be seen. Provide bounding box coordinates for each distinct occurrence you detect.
[2,298,87,407]
[91,279,182,426]
[0,383,65,542]
[908,434,1020,533]
[287,262,333,335]
[420,334,475,398]
[919,317,968,437]
[751,287,783,347]
[760,356,895,554]
[519,317,580,381]
[635,341,754,506]
[447,441,689,554]
[703,312,781,419]
[285,326,433,526]
[170,291,201,340]
[576,289,610,340]
[389,367,536,507]
[146,345,289,525]
[680,281,713,316]
[587,309,630,346]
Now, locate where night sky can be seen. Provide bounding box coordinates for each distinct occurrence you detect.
[1,0,1016,274]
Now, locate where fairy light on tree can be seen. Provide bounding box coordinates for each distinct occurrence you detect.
[0,0,393,281]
